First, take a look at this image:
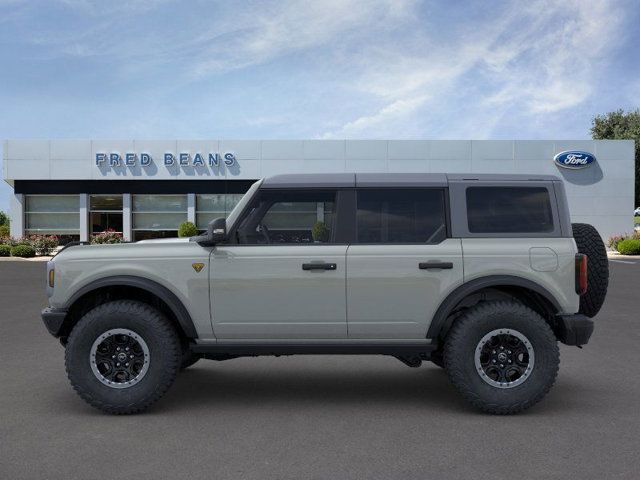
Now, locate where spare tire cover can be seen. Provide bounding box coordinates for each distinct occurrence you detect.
[572,223,609,318]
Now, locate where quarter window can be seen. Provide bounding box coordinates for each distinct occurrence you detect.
[356,189,447,244]
[466,187,554,233]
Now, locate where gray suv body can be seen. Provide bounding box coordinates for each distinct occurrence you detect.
[42,173,608,414]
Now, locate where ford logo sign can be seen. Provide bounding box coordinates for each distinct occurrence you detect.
[553,150,595,169]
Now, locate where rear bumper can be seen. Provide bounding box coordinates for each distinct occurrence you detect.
[41,307,68,337]
[555,314,594,346]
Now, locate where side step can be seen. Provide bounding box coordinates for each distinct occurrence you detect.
[191,342,437,358]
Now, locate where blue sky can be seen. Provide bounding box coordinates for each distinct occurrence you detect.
[1,0,639,213]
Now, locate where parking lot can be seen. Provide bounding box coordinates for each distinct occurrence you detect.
[1,260,639,480]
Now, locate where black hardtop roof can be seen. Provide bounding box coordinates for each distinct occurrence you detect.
[261,173,560,188]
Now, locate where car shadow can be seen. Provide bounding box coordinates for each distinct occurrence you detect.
[157,361,468,412]
[49,358,592,416]
[150,359,583,415]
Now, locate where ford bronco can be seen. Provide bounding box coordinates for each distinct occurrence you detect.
[41,173,608,414]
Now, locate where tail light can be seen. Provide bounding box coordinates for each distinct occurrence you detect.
[575,254,587,295]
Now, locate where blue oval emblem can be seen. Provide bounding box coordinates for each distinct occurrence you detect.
[553,150,595,169]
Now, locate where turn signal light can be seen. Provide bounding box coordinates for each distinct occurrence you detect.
[575,254,587,295]
[48,268,55,288]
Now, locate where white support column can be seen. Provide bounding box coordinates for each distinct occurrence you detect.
[187,193,196,224]
[123,194,132,242]
[316,202,324,222]
[79,194,89,242]
[10,193,25,239]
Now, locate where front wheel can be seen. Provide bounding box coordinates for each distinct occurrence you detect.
[65,300,181,414]
[443,300,559,414]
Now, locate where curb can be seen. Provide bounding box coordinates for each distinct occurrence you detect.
[0,256,52,262]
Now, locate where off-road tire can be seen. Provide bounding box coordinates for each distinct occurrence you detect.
[444,301,560,414]
[572,222,609,318]
[65,300,181,414]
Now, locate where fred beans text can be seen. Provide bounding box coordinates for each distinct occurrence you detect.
[95,152,236,167]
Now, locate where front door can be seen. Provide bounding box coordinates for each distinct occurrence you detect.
[210,188,347,339]
[346,188,463,339]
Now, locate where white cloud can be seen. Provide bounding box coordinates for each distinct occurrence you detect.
[321,94,429,138]
[479,0,625,114]
[322,0,626,138]
[6,0,631,140]
[190,0,416,77]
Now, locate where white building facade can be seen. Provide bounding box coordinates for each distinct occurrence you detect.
[2,139,635,243]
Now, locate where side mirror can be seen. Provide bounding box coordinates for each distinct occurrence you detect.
[192,217,226,246]
[209,217,227,244]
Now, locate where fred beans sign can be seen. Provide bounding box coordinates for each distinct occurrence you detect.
[95,152,236,168]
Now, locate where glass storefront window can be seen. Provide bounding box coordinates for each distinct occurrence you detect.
[25,195,80,235]
[133,195,187,212]
[132,195,187,240]
[90,195,123,211]
[196,194,243,230]
[90,195,123,234]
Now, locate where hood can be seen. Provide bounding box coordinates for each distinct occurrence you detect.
[52,236,197,262]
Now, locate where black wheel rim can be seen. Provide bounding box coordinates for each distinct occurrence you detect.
[474,329,534,389]
[90,329,150,389]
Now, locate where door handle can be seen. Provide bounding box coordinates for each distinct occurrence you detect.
[302,262,337,271]
[419,261,453,270]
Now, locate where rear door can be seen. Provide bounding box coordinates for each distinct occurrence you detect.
[346,188,463,339]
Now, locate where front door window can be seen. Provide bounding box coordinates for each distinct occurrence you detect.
[236,190,336,244]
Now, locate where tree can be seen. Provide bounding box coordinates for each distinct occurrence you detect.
[590,109,640,206]
[0,210,9,227]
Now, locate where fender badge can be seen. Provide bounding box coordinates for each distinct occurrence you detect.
[192,263,205,273]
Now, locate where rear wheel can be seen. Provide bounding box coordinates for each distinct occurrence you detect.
[572,222,609,317]
[444,301,559,414]
[65,300,181,414]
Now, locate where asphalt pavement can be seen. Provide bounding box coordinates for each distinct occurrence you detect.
[1,260,639,479]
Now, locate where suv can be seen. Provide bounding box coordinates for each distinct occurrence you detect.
[42,173,608,414]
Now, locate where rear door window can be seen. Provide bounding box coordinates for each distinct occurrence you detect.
[466,186,554,233]
[356,189,447,243]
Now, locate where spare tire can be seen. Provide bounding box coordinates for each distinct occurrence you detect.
[572,223,609,317]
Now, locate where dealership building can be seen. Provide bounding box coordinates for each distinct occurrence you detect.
[2,139,635,243]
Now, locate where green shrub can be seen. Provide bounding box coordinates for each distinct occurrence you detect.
[311,221,330,243]
[91,229,123,244]
[10,244,36,258]
[28,235,59,255]
[178,221,199,238]
[0,244,10,257]
[0,225,9,238]
[616,239,640,255]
